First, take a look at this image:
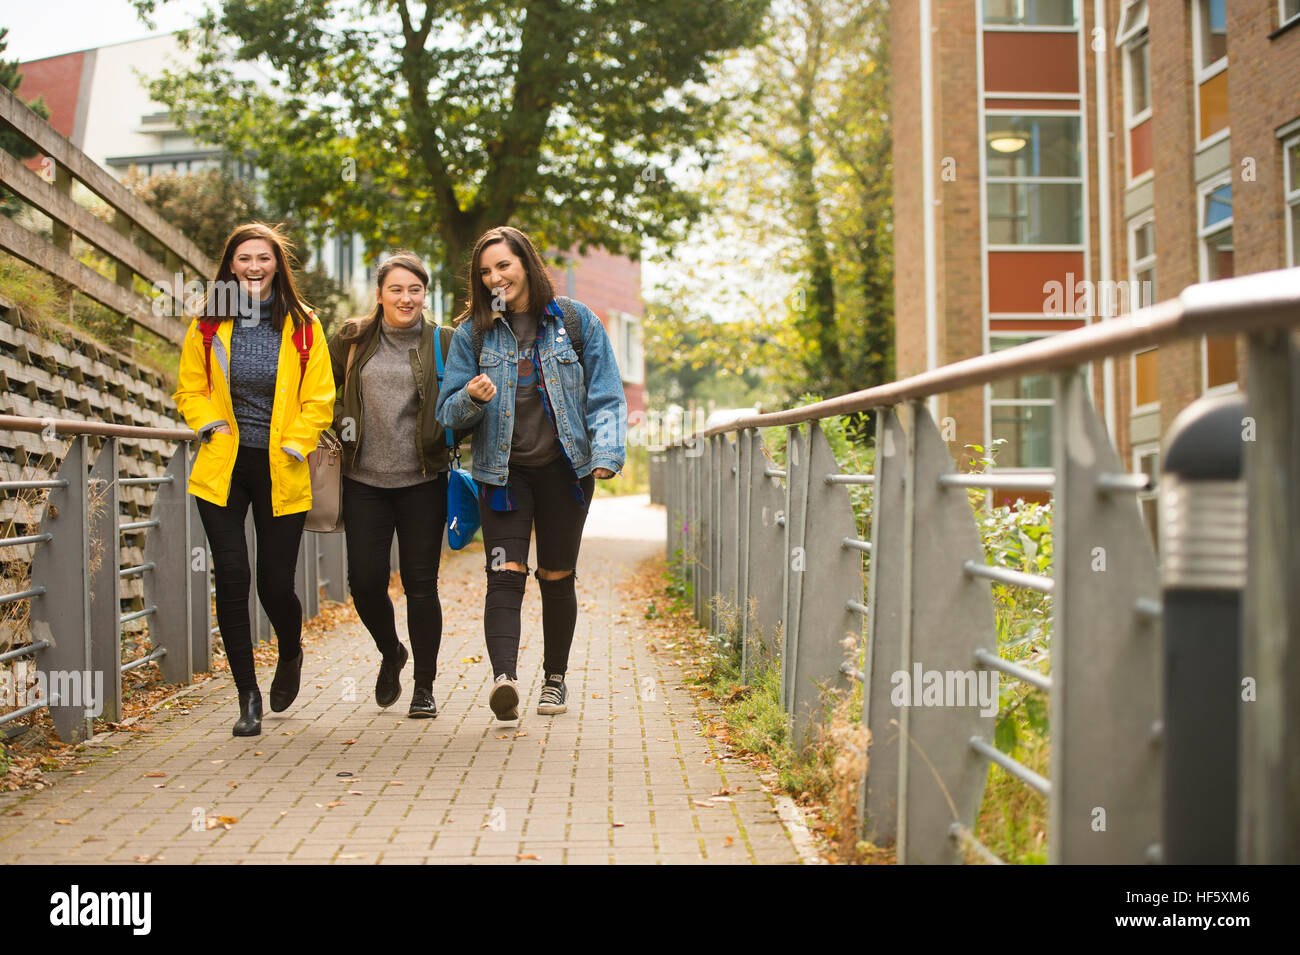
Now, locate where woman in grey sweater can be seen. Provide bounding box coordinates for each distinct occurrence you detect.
[327,252,455,717]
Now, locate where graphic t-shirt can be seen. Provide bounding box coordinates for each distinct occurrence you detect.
[506,310,562,467]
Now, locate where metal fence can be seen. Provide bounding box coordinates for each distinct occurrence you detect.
[656,267,1300,864]
[0,416,348,743]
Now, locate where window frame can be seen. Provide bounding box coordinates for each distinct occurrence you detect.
[1284,130,1300,268]
[1191,0,1230,149]
[984,109,1086,250]
[1197,173,1237,396]
[981,0,1079,30]
[1128,213,1158,414]
[1282,0,1300,31]
[987,332,1056,470]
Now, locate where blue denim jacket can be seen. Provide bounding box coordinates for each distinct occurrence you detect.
[434,297,627,486]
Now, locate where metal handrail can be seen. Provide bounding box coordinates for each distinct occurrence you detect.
[0,414,195,442]
[683,268,1300,439]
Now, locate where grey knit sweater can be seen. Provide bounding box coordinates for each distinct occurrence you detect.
[344,318,430,487]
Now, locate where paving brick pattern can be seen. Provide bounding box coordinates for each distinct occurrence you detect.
[0,496,803,865]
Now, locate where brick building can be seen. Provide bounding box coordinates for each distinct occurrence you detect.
[892,0,1300,522]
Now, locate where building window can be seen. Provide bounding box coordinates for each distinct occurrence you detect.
[1285,134,1300,267]
[1117,1,1152,180]
[985,114,1083,245]
[1128,215,1157,412]
[1192,0,1229,144]
[983,0,1077,27]
[1284,1,1300,30]
[1133,443,1160,550]
[1198,179,1236,392]
[989,335,1054,468]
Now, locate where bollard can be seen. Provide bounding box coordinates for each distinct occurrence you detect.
[1159,393,1247,864]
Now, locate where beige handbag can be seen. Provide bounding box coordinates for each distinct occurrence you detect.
[303,344,356,533]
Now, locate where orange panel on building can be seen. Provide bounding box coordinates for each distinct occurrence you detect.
[1134,348,1159,407]
[1129,118,1153,179]
[983,33,1080,94]
[989,318,1086,332]
[985,98,1080,111]
[987,251,1087,315]
[1198,70,1230,141]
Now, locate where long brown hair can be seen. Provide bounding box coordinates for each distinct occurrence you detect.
[338,251,430,345]
[203,222,312,331]
[456,226,555,337]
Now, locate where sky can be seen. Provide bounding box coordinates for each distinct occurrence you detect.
[3,0,208,62]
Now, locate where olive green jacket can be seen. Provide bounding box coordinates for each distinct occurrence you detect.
[326,315,458,478]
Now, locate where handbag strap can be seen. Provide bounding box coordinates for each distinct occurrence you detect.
[433,325,457,455]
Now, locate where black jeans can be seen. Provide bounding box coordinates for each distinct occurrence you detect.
[478,457,595,680]
[196,444,306,695]
[342,473,447,688]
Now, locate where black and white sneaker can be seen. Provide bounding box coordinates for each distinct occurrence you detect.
[536,673,567,715]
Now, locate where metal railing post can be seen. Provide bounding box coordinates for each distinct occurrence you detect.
[30,436,93,742]
[319,531,348,603]
[1240,327,1300,863]
[89,436,121,723]
[144,442,193,683]
[862,408,908,847]
[189,492,211,673]
[1050,369,1162,864]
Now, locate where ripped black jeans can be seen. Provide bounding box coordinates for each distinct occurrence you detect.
[477,456,596,680]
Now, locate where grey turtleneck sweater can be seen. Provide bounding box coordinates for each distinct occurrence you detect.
[344,317,431,487]
[228,290,280,449]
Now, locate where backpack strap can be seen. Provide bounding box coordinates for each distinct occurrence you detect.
[199,318,220,395]
[469,299,583,367]
[554,296,585,363]
[434,325,455,449]
[291,315,313,394]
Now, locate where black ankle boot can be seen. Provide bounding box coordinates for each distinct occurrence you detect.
[233,689,262,737]
[269,649,303,713]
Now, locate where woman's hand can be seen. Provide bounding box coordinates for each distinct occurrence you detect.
[592,467,615,479]
[466,374,496,403]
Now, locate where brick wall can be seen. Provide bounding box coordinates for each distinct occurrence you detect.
[1149,1,1202,422]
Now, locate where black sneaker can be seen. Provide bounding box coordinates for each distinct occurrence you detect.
[536,673,567,715]
[375,644,409,708]
[408,686,437,719]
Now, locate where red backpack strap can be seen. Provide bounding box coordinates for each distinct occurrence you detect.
[198,319,219,395]
[291,315,313,393]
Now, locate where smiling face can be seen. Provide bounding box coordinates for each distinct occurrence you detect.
[478,241,530,312]
[230,238,278,300]
[379,266,426,326]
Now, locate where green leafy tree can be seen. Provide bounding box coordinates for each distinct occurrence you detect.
[742,0,894,412]
[132,0,769,287]
[0,28,52,216]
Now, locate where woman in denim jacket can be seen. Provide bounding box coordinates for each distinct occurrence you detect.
[435,226,626,720]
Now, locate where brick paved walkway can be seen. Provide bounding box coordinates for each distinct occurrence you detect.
[0,495,807,865]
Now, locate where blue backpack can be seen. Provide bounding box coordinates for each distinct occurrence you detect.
[435,325,481,550]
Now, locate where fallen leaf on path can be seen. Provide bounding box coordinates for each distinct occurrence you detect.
[342,739,356,745]
[143,772,166,778]
[82,836,104,843]
[205,816,237,830]
[692,801,713,808]
[460,655,483,663]
[612,822,625,828]
[724,837,735,847]
[516,853,541,861]
[54,819,72,825]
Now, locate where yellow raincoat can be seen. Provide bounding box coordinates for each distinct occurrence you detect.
[173,312,336,516]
